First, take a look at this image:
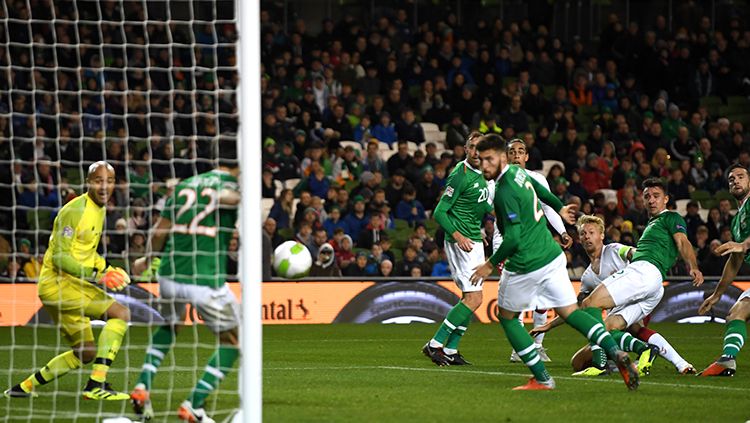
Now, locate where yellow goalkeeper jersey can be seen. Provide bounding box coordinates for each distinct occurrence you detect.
[39,193,107,282]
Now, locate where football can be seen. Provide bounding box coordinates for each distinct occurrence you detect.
[273,240,313,279]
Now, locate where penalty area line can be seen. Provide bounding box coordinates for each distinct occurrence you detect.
[265,365,750,392]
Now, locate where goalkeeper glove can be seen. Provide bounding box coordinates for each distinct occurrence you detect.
[97,266,131,291]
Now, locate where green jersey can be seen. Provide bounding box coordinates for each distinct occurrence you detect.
[159,169,239,287]
[731,198,750,264]
[490,165,563,273]
[433,160,492,242]
[631,210,687,279]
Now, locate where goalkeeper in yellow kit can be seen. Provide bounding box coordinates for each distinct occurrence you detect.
[4,161,133,400]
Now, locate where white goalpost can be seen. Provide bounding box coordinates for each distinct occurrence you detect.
[0,0,260,421]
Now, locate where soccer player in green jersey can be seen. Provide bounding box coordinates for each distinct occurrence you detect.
[470,134,639,390]
[580,178,703,373]
[130,140,240,423]
[698,164,750,376]
[4,162,132,401]
[423,132,493,366]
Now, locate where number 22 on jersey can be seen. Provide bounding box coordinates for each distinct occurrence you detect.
[173,187,218,237]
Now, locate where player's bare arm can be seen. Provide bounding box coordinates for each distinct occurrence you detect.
[699,251,744,315]
[673,232,703,286]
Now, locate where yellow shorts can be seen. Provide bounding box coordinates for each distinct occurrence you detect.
[38,274,115,346]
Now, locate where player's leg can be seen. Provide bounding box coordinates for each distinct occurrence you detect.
[700,296,750,376]
[4,304,89,398]
[540,255,638,389]
[82,300,131,400]
[132,277,187,418]
[6,279,89,398]
[442,290,480,364]
[604,311,658,376]
[533,309,550,361]
[425,241,481,365]
[631,322,694,374]
[179,284,241,422]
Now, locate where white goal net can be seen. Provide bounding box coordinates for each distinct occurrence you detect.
[0,0,245,421]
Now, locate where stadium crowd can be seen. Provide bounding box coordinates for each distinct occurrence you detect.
[2,2,750,280]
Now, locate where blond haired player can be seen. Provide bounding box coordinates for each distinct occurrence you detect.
[532,215,695,375]
[5,161,132,400]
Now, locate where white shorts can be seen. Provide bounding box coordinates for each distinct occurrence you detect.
[497,253,577,312]
[444,239,486,293]
[602,261,664,327]
[158,277,241,333]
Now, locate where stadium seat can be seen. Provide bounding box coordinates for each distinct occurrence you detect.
[727,96,750,110]
[690,190,713,208]
[541,160,565,177]
[261,198,274,221]
[699,96,723,108]
[421,122,439,133]
[378,142,392,151]
[407,141,419,153]
[698,208,709,222]
[284,178,301,190]
[714,190,738,208]
[274,180,284,198]
[596,189,618,205]
[424,130,447,146]
[674,199,690,215]
[292,198,301,216]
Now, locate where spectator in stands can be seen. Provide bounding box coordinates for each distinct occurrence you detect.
[361,141,388,176]
[262,169,276,199]
[358,214,383,249]
[264,217,284,249]
[269,188,294,229]
[395,185,426,226]
[396,245,421,276]
[395,108,425,144]
[306,227,330,260]
[323,205,348,237]
[569,74,592,106]
[1,257,24,280]
[706,207,723,242]
[293,191,314,227]
[345,251,374,276]
[332,145,363,187]
[415,166,440,212]
[579,153,610,194]
[405,150,430,185]
[310,243,341,277]
[445,113,470,149]
[353,115,372,144]
[702,239,729,276]
[276,141,301,181]
[566,143,588,178]
[683,201,704,244]
[698,137,729,173]
[371,112,398,147]
[667,168,690,200]
[718,198,735,226]
[662,103,684,141]
[344,195,369,243]
[431,249,451,277]
[379,259,394,277]
[501,95,530,133]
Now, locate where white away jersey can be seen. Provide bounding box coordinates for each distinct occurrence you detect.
[580,243,630,294]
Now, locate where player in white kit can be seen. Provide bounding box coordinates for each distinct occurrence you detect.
[499,138,572,363]
[532,215,695,375]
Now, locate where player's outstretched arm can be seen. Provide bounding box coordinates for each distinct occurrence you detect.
[673,232,704,286]
[530,315,565,337]
[699,251,743,315]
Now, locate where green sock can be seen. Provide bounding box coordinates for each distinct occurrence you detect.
[189,345,240,409]
[611,330,648,354]
[564,309,620,358]
[431,302,473,345]
[590,345,607,369]
[722,319,747,358]
[20,350,81,393]
[136,326,175,390]
[499,315,551,382]
[444,314,472,353]
[91,318,127,383]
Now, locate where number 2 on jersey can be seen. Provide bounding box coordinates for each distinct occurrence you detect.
[173,187,218,237]
[524,181,544,222]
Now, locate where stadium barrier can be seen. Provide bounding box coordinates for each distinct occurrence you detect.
[1,279,748,326]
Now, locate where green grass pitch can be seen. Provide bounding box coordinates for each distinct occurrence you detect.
[2,322,750,422]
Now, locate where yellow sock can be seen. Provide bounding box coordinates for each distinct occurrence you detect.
[91,318,128,383]
[20,350,81,392]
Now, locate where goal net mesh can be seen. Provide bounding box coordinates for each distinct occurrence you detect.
[0,0,241,421]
